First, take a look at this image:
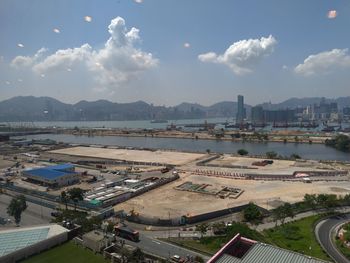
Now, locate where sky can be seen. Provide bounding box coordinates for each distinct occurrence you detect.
[0,0,350,106]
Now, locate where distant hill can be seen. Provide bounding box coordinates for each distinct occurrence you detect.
[258,97,350,110]
[0,96,348,122]
[0,96,241,121]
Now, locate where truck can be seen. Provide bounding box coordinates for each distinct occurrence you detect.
[114,225,140,242]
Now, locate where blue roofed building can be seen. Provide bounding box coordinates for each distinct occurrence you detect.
[22,163,79,188]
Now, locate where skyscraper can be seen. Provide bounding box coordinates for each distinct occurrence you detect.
[236,95,245,123]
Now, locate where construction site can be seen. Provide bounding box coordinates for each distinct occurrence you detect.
[1,143,350,225]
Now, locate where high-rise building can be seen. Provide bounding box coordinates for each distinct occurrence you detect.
[236,95,245,123]
[251,106,264,124]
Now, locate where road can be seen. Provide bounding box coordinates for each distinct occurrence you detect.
[121,233,210,261]
[315,213,350,263]
[0,194,53,227]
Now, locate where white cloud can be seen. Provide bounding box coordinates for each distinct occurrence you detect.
[84,16,92,22]
[327,10,337,19]
[11,48,48,68]
[198,52,217,62]
[294,49,350,76]
[17,43,24,48]
[53,28,60,33]
[198,35,277,75]
[11,17,158,89]
[184,42,190,48]
[134,0,143,3]
[32,44,92,73]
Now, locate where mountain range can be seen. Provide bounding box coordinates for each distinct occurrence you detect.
[0,96,349,122]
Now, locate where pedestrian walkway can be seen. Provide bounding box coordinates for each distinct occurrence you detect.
[256,206,350,231]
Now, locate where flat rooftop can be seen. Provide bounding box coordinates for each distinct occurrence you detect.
[50,146,206,165]
[0,224,68,257]
[23,163,76,180]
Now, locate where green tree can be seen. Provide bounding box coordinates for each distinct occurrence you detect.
[316,194,328,208]
[266,151,278,159]
[290,153,301,159]
[272,206,283,226]
[243,202,263,223]
[7,195,27,225]
[325,135,350,152]
[272,202,295,225]
[212,221,226,235]
[237,149,248,156]
[303,194,317,210]
[196,223,209,238]
[194,255,205,263]
[68,188,84,211]
[280,202,294,224]
[130,248,144,262]
[60,191,69,210]
[324,194,338,211]
[343,194,350,206]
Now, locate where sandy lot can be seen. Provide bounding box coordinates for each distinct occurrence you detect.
[50,146,206,166]
[196,155,328,176]
[115,172,350,218]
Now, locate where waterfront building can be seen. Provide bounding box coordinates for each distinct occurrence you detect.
[251,106,264,124]
[264,109,296,123]
[343,107,350,121]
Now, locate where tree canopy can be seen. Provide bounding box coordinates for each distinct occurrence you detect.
[237,149,248,156]
[243,202,263,223]
[7,195,27,225]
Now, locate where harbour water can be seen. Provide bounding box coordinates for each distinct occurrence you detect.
[24,133,349,161]
[3,118,228,130]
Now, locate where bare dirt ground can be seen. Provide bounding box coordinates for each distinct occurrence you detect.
[184,155,332,176]
[0,156,15,169]
[50,146,205,165]
[115,172,350,218]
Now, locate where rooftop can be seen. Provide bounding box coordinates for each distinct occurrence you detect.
[24,163,76,180]
[0,224,68,257]
[208,234,330,263]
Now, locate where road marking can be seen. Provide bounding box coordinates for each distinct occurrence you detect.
[152,240,161,245]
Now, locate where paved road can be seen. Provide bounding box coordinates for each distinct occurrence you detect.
[256,207,350,231]
[120,233,210,261]
[315,213,350,263]
[0,194,53,227]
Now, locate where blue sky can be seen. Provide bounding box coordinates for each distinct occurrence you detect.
[0,0,349,106]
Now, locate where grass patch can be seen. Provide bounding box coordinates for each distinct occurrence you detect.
[336,239,350,260]
[166,238,217,255]
[166,215,331,261]
[263,214,330,261]
[165,222,268,255]
[22,241,108,263]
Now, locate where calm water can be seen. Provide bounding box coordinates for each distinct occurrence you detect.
[24,133,349,161]
[4,118,349,131]
[3,118,229,129]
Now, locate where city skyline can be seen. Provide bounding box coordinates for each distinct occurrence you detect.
[1,0,350,106]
